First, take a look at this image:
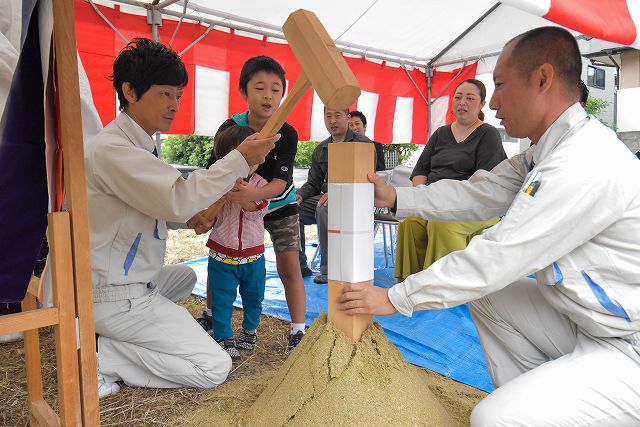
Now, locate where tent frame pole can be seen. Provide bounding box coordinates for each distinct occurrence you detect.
[425,3,500,136]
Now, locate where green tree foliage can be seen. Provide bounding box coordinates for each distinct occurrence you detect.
[384,143,420,166]
[161,134,214,167]
[585,97,608,118]
[584,97,615,130]
[163,134,421,169]
[294,141,320,168]
[294,141,419,169]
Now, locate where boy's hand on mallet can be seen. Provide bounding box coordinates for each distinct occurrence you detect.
[236,133,280,167]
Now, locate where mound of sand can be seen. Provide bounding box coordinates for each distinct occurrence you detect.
[239,313,452,426]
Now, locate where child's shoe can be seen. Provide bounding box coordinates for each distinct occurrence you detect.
[195,310,212,332]
[216,338,241,363]
[288,331,305,351]
[236,329,257,352]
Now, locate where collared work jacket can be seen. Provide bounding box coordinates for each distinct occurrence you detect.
[391,104,640,340]
[86,113,249,302]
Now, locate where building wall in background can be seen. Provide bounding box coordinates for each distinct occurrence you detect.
[582,58,616,127]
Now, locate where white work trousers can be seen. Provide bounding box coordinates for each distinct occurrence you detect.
[469,278,640,426]
[94,265,231,388]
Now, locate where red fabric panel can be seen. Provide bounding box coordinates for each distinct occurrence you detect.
[546,0,636,45]
[348,58,431,144]
[74,1,476,143]
[75,3,118,125]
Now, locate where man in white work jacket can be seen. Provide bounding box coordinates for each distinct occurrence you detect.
[338,27,640,426]
[87,38,278,397]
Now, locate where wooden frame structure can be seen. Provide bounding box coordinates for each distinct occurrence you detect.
[0,0,100,425]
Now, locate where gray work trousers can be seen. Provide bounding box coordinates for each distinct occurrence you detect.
[470,277,640,426]
[298,194,328,275]
[94,265,232,388]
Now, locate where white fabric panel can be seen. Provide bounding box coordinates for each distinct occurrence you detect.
[627,0,640,47]
[356,90,379,139]
[0,0,21,51]
[38,0,54,83]
[477,73,500,128]
[77,53,104,144]
[429,96,449,136]
[309,90,326,141]
[194,65,230,136]
[500,0,550,16]
[0,34,17,120]
[617,88,640,132]
[435,5,557,66]
[115,90,120,118]
[114,1,635,71]
[392,96,413,143]
[476,56,499,75]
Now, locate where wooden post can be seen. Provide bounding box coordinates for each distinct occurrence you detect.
[49,212,82,426]
[327,143,375,341]
[51,0,100,424]
[22,279,45,426]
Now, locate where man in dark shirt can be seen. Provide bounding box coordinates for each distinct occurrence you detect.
[297,108,376,284]
[349,110,386,171]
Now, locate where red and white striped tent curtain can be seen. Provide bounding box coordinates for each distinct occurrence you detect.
[502,0,640,48]
[75,0,476,145]
[75,0,639,144]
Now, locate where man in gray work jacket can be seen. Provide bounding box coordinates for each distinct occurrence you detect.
[339,27,640,426]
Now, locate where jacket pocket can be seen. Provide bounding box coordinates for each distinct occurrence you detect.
[491,190,535,239]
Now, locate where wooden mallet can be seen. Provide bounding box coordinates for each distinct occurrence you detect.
[202,9,361,223]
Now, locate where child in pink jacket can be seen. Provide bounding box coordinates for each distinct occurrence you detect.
[206,126,268,362]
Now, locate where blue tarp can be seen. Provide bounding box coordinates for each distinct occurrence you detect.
[185,234,494,392]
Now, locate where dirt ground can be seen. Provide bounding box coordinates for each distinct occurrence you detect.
[0,228,485,426]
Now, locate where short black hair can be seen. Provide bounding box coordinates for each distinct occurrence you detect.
[239,56,286,94]
[349,110,367,126]
[112,38,188,111]
[213,125,254,161]
[580,80,589,105]
[507,27,582,100]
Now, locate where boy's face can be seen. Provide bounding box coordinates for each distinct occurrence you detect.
[124,83,183,136]
[242,71,284,121]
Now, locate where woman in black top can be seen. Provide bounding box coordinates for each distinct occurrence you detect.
[394,79,507,280]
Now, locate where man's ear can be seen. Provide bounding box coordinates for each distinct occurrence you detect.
[537,63,554,94]
[122,82,138,104]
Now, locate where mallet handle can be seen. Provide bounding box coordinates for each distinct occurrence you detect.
[258,73,311,138]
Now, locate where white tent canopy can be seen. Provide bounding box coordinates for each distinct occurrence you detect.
[84,0,639,137]
[99,0,635,73]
